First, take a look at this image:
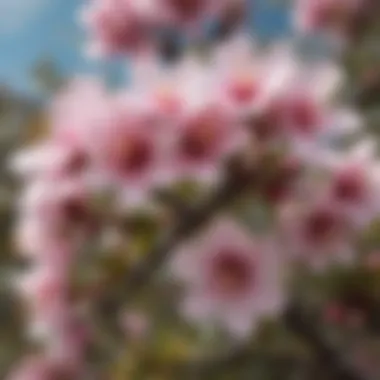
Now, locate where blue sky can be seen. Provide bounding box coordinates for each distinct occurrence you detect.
[0,0,291,98]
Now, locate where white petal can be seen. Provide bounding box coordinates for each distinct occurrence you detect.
[310,62,343,102]
[9,145,69,177]
[221,308,258,339]
[181,294,214,323]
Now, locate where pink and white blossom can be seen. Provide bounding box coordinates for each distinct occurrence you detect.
[81,0,245,58]
[126,56,212,128]
[169,219,284,337]
[80,0,156,57]
[211,35,298,119]
[9,3,377,374]
[274,61,344,142]
[84,96,168,205]
[325,140,380,227]
[15,179,93,264]
[155,0,238,29]
[11,78,109,181]
[294,0,366,40]
[280,199,355,270]
[15,266,70,341]
[165,103,246,184]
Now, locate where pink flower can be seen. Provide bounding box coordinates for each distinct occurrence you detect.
[15,179,94,262]
[10,143,89,182]
[15,216,75,268]
[128,55,212,123]
[155,0,233,27]
[81,0,241,57]
[46,317,90,369]
[294,0,365,36]
[19,180,92,232]
[49,77,109,139]
[15,266,70,341]
[280,199,355,270]
[48,77,112,180]
[166,103,246,184]
[324,140,380,227]
[11,78,109,181]
[252,61,362,157]
[169,219,284,337]
[273,61,345,142]
[81,0,156,57]
[85,96,167,205]
[211,35,297,119]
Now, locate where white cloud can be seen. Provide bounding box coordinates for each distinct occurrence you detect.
[0,0,50,35]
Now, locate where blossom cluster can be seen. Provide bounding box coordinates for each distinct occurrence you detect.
[81,0,246,57]
[8,0,378,378]
[294,0,371,46]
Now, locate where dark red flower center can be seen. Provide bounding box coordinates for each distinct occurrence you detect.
[304,209,340,243]
[65,150,89,175]
[333,169,366,203]
[113,136,153,175]
[179,112,221,160]
[98,9,145,51]
[62,198,89,225]
[287,98,318,133]
[249,105,282,142]
[212,249,254,296]
[313,2,353,28]
[165,0,206,19]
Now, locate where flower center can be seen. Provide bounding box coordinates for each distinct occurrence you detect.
[228,75,258,104]
[165,0,206,19]
[212,249,254,296]
[179,111,220,160]
[313,1,353,29]
[98,8,145,51]
[287,98,318,134]
[65,150,89,175]
[113,136,153,175]
[62,199,86,221]
[333,169,365,203]
[304,209,340,243]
